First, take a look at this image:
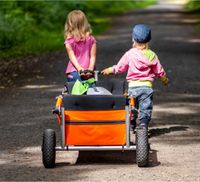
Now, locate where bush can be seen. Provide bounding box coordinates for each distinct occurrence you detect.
[185,1,200,12]
[0,1,36,49]
[185,1,200,28]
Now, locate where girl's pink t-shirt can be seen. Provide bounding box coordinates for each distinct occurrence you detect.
[64,35,96,73]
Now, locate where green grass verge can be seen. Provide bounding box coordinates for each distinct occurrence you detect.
[0,31,64,60]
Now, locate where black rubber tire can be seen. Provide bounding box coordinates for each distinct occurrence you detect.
[42,129,56,168]
[136,127,149,167]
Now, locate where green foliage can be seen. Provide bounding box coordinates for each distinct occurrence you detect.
[0,0,155,60]
[0,1,36,49]
[185,0,200,12]
[185,1,200,28]
[0,30,63,59]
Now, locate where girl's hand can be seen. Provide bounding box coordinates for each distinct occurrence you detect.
[101,67,113,75]
[77,66,84,72]
[88,67,94,71]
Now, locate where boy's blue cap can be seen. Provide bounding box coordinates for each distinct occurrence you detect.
[132,24,151,43]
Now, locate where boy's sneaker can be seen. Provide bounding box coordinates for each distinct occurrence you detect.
[139,123,148,129]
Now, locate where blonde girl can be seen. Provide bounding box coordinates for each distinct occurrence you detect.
[64,10,96,82]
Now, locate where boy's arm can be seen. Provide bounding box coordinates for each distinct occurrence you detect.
[152,57,169,86]
[101,52,129,75]
[101,67,113,75]
[88,43,97,71]
[65,44,83,72]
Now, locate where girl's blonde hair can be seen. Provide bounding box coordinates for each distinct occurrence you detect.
[64,10,91,41]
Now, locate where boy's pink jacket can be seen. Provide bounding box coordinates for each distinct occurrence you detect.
[112,48,166,82]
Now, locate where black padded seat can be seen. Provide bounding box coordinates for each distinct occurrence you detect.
[66,79,126,95]
[96,79,125,95]
[63,95,127,110]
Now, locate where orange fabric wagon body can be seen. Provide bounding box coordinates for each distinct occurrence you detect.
[64,110,126,145]
[62,95,128,146]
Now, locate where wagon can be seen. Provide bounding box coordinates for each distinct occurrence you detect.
[42,77,149,168]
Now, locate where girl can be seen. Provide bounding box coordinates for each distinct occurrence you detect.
[64,10,96,82]
[101,24,169,129]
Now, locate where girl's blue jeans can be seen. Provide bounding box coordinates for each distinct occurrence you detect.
[128,86,153,125]
[67,71,81,82]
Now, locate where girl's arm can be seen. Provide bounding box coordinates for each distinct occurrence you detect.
[88,43,97,70]
[65,44,84,71]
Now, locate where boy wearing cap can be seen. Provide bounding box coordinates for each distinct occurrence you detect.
[101,24,169,129]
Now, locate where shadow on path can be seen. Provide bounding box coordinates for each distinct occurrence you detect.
[149,126,189,138]
[75,149,160,167]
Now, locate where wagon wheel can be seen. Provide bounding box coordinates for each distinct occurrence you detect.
[42,129,56,168]
[136,126,149,167]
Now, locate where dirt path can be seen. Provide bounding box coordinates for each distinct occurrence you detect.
[1,2,200,181]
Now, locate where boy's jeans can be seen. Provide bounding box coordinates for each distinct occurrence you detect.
[128,86,153,125]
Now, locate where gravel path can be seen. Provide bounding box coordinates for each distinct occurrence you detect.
[0,2,200,181]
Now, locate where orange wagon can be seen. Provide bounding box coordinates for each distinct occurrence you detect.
[42,79,149,168]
